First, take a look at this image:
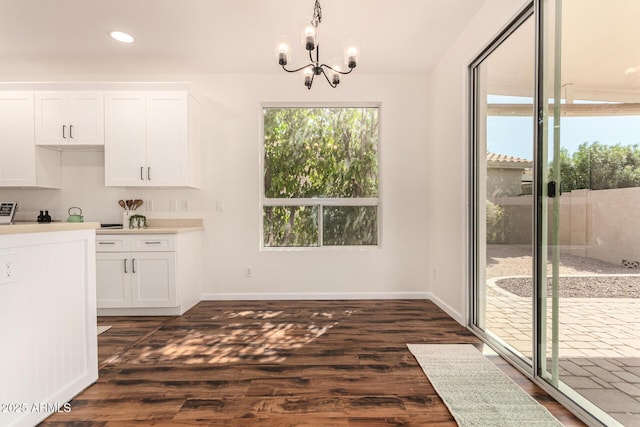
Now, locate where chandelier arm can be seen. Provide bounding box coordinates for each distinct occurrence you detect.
[320,64,354,75]
[320,67,338,88]
[281,64,314,73]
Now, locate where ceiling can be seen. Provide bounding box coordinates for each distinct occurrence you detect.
[486,0,640,100]
[0,0,487,75]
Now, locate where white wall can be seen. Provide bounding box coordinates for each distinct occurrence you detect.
[2,72,430,299]
[426,0,529,324]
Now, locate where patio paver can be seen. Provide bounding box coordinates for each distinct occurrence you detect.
[485,280,640,426]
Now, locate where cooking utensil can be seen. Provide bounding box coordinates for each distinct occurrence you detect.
[66,207,84,222]
[133,199,143,210]
[118,200,126,210]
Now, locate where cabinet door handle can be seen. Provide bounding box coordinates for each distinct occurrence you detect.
[69,124,74,139]
[124,258,128,274]
[62,125,67,139]
[147,167,151,181]
[144,241,162,245]
[140,166,144,180]
[99,242,116,245]
[132,258,136,273]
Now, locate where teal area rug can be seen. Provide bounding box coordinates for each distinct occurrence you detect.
[407,344,562,426]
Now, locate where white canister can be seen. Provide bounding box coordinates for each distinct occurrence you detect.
[122,211,132,228]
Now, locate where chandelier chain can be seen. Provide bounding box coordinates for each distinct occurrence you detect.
[311,0,322,27]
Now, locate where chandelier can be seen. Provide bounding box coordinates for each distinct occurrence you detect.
[276,0,359,89]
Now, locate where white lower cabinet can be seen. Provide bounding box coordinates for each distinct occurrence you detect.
[96,252,132,307]
[96,233,200,315]
[132,251,176,307]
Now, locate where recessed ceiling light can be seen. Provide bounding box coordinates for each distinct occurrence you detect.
[108,31,135,44]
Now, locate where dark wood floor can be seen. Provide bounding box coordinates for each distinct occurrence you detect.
[41,300,585,426]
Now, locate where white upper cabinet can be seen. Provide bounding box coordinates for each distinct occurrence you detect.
[146,92,189,186]
[0,92,60,188]
[104,92,147,186]
[105,91,200,188]
[35,91,104,147]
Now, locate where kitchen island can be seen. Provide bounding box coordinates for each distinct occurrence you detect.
[0,222,99,427]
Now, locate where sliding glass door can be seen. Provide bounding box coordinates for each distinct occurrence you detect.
[472,1,640,425]
[470,7,536,368]
[539,0,640,425]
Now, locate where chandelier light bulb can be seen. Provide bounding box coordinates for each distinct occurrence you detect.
[328,59,342,85]
[344,43,360,69]
[302,22,317,51]
[278,43,290,66]
[302,68,314,88]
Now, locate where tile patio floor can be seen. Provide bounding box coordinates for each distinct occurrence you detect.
[486,282,640,426]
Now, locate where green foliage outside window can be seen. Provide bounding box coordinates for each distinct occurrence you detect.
[263,206,318,247]
[485,200,505,244]
[552,142,640,191]
[263,107,379,247]
[323,206,378,246]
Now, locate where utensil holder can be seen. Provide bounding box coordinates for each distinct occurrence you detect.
[122,211,132,228]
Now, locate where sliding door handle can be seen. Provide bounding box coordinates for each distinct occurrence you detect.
[548,181,560,198]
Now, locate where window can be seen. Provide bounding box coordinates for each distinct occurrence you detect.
[262,106,379,248]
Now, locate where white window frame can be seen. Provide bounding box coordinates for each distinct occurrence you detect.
[259,102,382,250]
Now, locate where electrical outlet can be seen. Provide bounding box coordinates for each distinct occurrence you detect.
[216,200,224,212]
[244,266,252,278]
[0,251,17,285]
[146,200,154,211]
[169,200,178,212]
[181,200,190,211]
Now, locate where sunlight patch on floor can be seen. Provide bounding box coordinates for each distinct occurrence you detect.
[129,309,355,364]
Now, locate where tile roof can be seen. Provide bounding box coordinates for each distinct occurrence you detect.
[487,152,533,168]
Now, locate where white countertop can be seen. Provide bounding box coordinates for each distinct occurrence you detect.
[97,218,203,235]
[0,222,100,235]
[97,226,203,235]
[1,218,203,236]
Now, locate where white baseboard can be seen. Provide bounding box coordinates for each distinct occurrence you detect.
[201,292,431,301]
[426,292,465,326]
